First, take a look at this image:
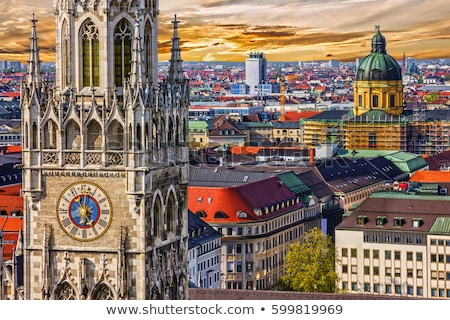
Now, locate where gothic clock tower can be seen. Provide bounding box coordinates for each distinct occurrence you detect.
[20,0,189,300]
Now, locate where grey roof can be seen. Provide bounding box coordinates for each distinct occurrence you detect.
[271,121,300,129]
[304,109,349,121]
[189,166,277,187]
[315,157,387,193]
[188,211,222,249]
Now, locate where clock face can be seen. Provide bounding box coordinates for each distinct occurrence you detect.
[57,181,112,241]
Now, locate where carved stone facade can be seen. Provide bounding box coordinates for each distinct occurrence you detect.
[20,1,189,299]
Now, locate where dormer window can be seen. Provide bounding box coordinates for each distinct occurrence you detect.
[214,211,227,219]
[393,217,404,227]
[412,218,423,228]
[237,210,248,218]
[376,216,386,226]
[357,215,368,225]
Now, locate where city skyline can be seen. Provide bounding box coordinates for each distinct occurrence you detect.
[1,0,450,64]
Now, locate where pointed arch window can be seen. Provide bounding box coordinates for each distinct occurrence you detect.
[81,20,100,87]
[167,193,176,234]
[92,283,114,300]
[55,282,76,300]
[43,119,58,149]
[66,120,81,150]
[87,120,102,150]
[114,19,132,86]
[107,120,124,150]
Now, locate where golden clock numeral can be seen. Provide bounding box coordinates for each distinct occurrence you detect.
[82,230,87,239]
[101,209,110,215]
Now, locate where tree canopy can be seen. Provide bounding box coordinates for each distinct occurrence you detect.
[280,227,338,293]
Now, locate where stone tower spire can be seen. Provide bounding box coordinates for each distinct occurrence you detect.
[168,15,185,85]
[27,13,42,88]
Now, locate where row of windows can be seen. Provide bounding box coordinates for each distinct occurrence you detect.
[363,231,425,245]
[198,256,220,272]
[343,282,423,296]
[226,227,305,254]
[342,264,424,278]
[214,209,307,237]
[342,248,424,261]
[431,239,450,246]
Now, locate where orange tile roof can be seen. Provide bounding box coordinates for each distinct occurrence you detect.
[409,170,450,183]
[188,177,303,223]
[0,216,23,260]
[230,146,261,155]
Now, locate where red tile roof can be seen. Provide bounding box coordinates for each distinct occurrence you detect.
[0,216,23,260]
[188,177,303,223]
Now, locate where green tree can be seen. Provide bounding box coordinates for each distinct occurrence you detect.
[280,227,338,293]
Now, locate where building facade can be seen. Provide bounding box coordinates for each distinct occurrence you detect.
[20,1,189,300]
[336,190,450,298]
[188,168,322,290]
[245,52,267,96]
[187,211,222,289]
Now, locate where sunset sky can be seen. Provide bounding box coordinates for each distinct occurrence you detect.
[1,0,450,63]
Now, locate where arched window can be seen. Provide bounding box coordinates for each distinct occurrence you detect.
[65,120,81,150]
[214,211,227,219]
[167,193,176,233]
[196,211,207,218]
[87,120,102,150]
[107,120,124,150]
[92,283,114,300]
[114,19,132,86]
[32,122,38,149]
[55,282,76,300]
[153,196,164,239]
[43,119,58,149]
[81,19,99,87]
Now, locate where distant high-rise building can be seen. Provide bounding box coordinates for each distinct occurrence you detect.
[245,52,267,95]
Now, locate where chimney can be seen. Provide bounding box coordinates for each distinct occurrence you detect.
[309,147,315,166]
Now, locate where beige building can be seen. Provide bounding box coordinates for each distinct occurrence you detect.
[20,2,189,300]
[336,190,450,298]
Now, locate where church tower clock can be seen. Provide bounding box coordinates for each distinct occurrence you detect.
[20,1,189,300]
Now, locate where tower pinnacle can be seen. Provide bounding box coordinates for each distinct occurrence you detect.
[168,15,185,85]
[27,13,42,87]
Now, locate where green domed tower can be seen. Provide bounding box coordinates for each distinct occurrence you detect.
[354,26,403,116]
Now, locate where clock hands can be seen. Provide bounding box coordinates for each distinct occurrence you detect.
[75,186,94,226]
